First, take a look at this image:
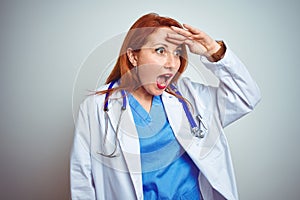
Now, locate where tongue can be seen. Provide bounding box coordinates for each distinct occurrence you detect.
[157,76,167,90]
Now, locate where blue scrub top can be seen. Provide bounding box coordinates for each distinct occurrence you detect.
[128,94,201,200]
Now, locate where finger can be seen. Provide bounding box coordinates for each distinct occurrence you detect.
[167,37,194,48]
[183,39,194,47]
[170,26,193,38]
[183,24,213,44]
[165,37,185,45]
[167,33,187,41]
[182,24,202,35]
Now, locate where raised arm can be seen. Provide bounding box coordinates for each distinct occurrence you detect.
[168,24,261,127]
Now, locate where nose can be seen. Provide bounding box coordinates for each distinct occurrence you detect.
[164,52,179,69]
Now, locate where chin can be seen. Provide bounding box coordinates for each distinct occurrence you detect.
[152,88,165,96]
[142,84,165,96]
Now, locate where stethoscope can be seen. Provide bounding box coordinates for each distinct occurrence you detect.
[98,80,207,158]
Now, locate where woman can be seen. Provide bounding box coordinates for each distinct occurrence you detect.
[70,13,261,200]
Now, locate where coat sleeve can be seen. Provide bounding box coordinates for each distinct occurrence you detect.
[70,101,96,200]
[200,42,261,127]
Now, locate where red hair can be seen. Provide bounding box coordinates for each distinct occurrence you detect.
[97,13,188,95]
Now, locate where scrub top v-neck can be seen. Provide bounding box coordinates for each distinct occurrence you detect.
[128,94,201,200]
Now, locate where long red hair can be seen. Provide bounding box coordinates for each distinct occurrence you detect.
[97,13,188,96]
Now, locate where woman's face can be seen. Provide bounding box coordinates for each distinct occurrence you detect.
[130,27,183,96]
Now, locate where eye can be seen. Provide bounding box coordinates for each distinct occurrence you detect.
[155,47,166,55]
[174,49,183,57]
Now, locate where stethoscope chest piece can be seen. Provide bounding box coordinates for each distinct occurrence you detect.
[192,127,204,138]
[193,114,207,138]
[170,83,207,139]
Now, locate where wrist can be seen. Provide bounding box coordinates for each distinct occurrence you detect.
[207,41,226,62]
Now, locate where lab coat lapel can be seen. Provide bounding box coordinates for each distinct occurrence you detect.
[161,92,184,133]
[162,92,195,152]
[105,93,143,198]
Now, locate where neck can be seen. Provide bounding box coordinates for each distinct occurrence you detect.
[132,87,153,113]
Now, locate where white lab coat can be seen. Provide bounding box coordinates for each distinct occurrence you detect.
[70,46,261,200]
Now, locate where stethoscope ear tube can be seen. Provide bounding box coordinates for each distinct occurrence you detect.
[103,80,118,111]
[98,80,126,157]
[104,80,127,111]
[97,108,125,158]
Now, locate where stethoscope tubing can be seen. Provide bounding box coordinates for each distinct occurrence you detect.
[170,83,205,138]
[99,80,205,157]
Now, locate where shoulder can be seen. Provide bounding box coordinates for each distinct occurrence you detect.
[176,77,214,95]
[176,77,218,110]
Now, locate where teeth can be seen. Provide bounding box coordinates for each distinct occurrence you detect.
[157,74,172,89]
[162,74,172,80]
[159,75,169,83]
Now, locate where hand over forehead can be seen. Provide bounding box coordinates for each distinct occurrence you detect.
[166,24,218,56]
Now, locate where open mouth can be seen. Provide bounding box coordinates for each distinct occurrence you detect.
[156,73,173,90]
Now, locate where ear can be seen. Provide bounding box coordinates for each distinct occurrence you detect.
[126,48,138,67]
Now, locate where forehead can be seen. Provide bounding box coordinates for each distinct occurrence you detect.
[144,27,179,47]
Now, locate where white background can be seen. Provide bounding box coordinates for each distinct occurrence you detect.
[0,0,299,199]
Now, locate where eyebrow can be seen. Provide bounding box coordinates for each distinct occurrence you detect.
[151,42,182,49]
[151,42,168,47]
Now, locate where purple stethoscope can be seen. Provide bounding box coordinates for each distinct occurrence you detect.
[98,80,206,158]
